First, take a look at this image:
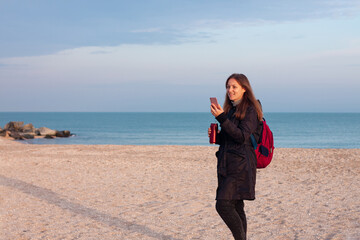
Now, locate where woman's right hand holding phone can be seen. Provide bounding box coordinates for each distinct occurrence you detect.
[210,103,224,117]
[210,97,223,117]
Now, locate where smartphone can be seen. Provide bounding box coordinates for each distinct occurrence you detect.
[210,97,218,106]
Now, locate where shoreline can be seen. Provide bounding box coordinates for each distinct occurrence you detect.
[1,137,360,149]
[1,138,359,239]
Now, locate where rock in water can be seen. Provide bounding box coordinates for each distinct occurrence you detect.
[9,132,25,140]
[21,133,35,139]
[1,122,72,141]
[4,121,24,131]
[56,130,71,137]
[21,123,35,133]
[36,127,57,136]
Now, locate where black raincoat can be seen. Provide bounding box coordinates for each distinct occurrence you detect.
[215,105,261,200]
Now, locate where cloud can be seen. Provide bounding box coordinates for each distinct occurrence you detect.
[1,10,359,111]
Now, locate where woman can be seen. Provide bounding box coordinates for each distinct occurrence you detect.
[209,73,263,240]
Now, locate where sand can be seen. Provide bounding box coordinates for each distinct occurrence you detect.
[0,138,359,240]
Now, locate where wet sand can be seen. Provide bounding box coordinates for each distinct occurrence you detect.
[1,138,359,239]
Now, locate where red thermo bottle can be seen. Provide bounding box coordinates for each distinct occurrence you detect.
[209,123,218,144]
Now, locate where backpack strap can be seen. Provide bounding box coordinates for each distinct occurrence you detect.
[251,99,263,150]
[250,134,257,150]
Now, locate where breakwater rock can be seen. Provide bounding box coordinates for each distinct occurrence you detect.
[0,121,72,140]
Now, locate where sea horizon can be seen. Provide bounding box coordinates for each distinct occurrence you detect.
[1,111,360,113]
[1,112,360,148]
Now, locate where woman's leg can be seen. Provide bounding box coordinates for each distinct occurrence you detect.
[216,200,246,240]
[235,200,247,236]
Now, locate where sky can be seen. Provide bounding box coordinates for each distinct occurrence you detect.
[0,0,359,112]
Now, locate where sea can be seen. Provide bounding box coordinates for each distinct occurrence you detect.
[0,112,359,148]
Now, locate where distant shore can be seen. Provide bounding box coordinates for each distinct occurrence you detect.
[1,138,359,239]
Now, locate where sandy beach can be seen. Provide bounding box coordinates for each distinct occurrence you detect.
[0,138,359,240]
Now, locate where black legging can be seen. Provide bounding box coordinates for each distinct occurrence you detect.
[216,200,247,240]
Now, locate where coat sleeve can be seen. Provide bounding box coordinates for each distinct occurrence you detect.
[215,129,224,145]
[216,107,258,144]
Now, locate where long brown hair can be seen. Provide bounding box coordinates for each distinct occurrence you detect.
[223,73,263,121]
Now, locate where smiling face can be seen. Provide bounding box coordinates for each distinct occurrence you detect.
[226,78,246,102]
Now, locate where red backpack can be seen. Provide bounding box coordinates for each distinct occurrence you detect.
[251,118,274,168]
